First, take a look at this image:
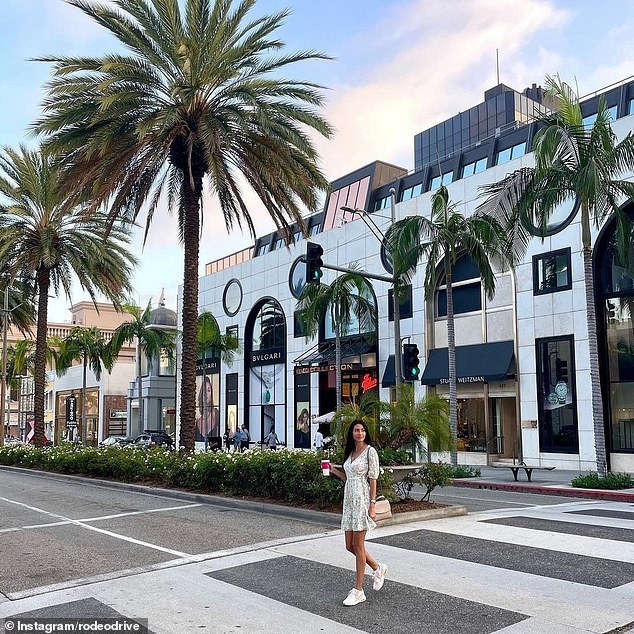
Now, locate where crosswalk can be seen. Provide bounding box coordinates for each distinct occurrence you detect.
[2,500,634,633]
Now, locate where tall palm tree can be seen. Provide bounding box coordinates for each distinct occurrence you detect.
[34,0,333,451]
[0,145,136,448]
[108,301,176,436]
[56,326,113,444]
[478,75,634,476]
[297,272,377,410]
[386,185,510,465]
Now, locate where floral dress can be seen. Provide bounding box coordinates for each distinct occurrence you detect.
[341,445,380,532]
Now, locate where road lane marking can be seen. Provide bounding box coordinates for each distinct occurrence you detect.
[0,502,203,534]
[0,495,193,557]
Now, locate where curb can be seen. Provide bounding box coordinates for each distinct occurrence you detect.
[451,478,634,503]
[0,465,466,528]
[377,504,468,527]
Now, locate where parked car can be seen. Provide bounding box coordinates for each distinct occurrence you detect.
[99,435,134,448]
[129,431,174,450]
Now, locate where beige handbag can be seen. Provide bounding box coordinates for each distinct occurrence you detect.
[374,496,392,521]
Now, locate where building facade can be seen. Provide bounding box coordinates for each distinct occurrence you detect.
[180,76,634,472]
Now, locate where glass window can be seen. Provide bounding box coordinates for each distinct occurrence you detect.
[536,336,578,453]
[324,283,376,340]
[456,398,486,452]
[583,105,617,128]
[388,286,413,321]
[223,279,243,317]
[629,99,634,116]
[273,238,285,250]
[159,350,175,376]
[436,283,481,317]
[294,231,303,242]
[533,248,572,294]
[495,147,512,165]
[251,300,285,352]
[309,223,321,235]
[400,183,423,202]
[256,244,268,256]
[441,171,453,185]
[428,175,441,191]
[510,142,526,160]
[525,194,579,237]
[461,157,487,178]
[289,257,307,299]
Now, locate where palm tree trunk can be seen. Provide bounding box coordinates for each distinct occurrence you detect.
[584,246,608,476]
[33,268,49,448]
[335,328,342,410]
[446,264,458,467]
[178,176,202,452]
[81,353,88,444]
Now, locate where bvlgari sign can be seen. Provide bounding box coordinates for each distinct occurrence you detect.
[251,348,284,366]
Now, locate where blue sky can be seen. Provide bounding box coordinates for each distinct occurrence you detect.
[2,0,634,321]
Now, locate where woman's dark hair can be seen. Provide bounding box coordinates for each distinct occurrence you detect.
[343,419,373,463]
[198,375,212,416]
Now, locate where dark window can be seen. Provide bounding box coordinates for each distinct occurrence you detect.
[388,286,413,321]
[293,310,307,338]
[436,283,481,317]
[533,248,572,294]
[536,336,578,453]
[256,244,268,256]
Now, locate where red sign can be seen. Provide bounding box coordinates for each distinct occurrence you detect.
[361,373,378,393]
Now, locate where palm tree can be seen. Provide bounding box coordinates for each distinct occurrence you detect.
[376,383,452,456]
[56,326,113,444]
[0,145,136,448]
[108,301,176,436]
[386,185,510,466]
[478,75,634,476]
[34,0,333,451]
[197,311,240,366]
[297,272,377,410]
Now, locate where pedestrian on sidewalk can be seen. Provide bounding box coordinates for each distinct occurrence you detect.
[314,428,324,453]
[239,425,250,452]
[264,428,280,451]
[329,419,388,606]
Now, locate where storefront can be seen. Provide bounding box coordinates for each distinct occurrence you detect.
[421,341,518,463]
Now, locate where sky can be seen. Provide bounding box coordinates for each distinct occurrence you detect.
[2,0,634,322]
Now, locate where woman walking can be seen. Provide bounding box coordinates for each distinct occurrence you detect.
[330,420,388,606]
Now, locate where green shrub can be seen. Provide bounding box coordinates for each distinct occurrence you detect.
[377,448,413,466]
[0,445,345,509]
[450,465,481,478]
[394,461,453,501]
[571,471,634,490]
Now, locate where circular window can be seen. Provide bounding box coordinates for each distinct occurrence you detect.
[289,257,307,299]
[380,240,393,275]
[526,194,579,236]
[223,279,243,316]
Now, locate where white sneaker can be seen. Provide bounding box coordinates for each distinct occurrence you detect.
[372,563,388,591]
[343,588,366,606]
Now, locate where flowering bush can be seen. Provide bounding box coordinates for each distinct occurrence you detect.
[0,444,348,508]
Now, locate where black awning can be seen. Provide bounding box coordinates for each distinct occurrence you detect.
[381,355,395,387]
[294,335,374,366]
[421,341,515,385]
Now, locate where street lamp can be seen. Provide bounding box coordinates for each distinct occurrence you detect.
[0,287,8,446]
[341,196,402,388]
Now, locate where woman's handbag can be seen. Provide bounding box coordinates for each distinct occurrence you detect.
[373,496,392,521]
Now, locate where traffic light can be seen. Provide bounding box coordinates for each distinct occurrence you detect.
[402,343,421,381]
[306,241,324,284]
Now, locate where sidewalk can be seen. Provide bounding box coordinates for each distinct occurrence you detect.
[451,465,634,502]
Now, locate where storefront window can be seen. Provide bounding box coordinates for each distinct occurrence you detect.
[456,398,486,452]
[536,336,578,452]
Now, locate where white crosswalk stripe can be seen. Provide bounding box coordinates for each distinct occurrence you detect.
[1,501,633,633]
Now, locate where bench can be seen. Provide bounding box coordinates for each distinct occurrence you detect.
[491,462,556,482]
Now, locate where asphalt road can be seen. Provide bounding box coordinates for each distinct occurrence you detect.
[1,467,632,634]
